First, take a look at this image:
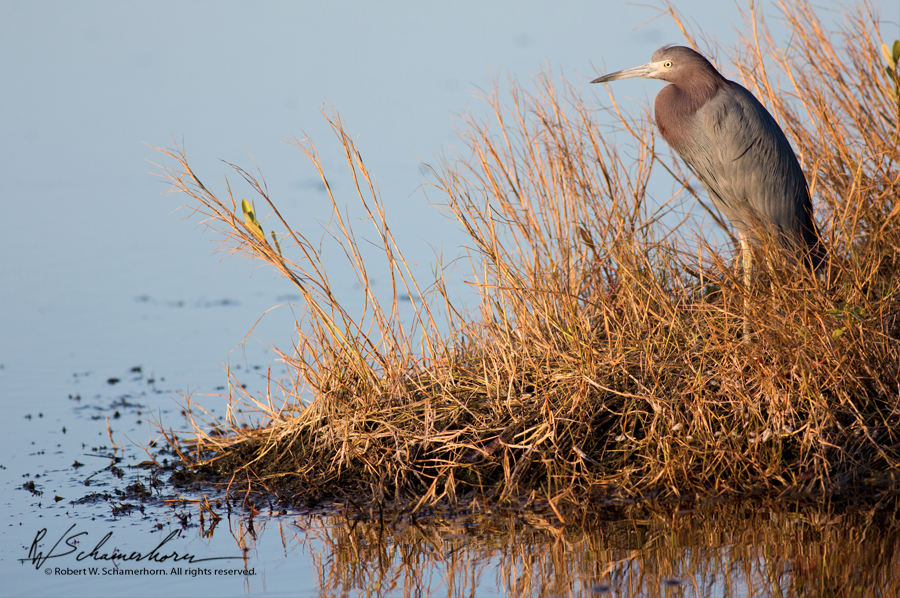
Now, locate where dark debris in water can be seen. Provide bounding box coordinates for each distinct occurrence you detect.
[123,481,152,501]
[111,502,144,517]
[23,480,42,496]
[19,364,205,525]
[73,491,114,505]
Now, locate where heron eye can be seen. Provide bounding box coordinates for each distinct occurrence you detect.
[663,61,673,68]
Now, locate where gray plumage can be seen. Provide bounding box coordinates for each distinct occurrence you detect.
[592,45,824,270]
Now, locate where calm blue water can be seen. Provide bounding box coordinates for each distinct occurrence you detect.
[2,1,897,596]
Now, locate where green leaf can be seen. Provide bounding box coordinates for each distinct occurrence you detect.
[893,40,900,64]
[247,221,265,241]
[832,327,846,340]
[883,43,894,67]
[270,231,282,256]
[241,198,255,221]
[240,198,265,241]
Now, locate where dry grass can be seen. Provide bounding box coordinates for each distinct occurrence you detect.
[153,0,900,511]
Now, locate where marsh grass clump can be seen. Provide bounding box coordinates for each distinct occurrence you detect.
[154,1,900,511]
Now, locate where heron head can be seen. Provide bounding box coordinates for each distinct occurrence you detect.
[591,45,716,85]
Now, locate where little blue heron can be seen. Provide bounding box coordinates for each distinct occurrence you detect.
[592,45,826,338]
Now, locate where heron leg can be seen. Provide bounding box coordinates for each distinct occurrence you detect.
[741,233,752,344]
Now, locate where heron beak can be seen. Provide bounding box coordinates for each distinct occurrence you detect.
[591,62,660,84]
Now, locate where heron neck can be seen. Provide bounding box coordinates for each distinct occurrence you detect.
[654,74,725,152]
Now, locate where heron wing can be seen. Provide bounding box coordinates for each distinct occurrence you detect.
[682,82,817,250]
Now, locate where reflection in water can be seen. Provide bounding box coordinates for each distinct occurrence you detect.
[231,500,900,597]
